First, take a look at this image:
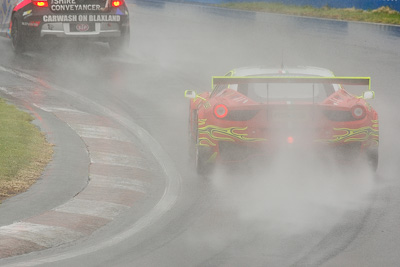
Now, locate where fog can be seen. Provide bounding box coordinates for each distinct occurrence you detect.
[211,150,375,236]
[126,3,395,264]
[1,1,399,265]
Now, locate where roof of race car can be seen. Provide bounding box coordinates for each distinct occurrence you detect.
[228,66,335,77]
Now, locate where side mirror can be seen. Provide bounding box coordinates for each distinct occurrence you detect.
[363,91,375,100]
[184,90,196,99]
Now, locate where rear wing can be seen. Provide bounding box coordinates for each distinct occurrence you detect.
[212,76,371,90]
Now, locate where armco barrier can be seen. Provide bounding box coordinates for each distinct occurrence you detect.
[179,0,400,12]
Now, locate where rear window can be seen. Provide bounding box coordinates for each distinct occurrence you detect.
[242,82,334,103]
[49,0,108,13]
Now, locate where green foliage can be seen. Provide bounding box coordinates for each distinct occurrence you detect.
[0,100,33,178]
[0,99,53,200]
[216,3,400,25]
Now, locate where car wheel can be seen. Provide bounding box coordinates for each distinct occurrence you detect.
[11,17,25,53]
[188,109,196,158]
[194,113,214,176]
[108,29,130,52]
[367,149,379,172]
[195,140,212,176]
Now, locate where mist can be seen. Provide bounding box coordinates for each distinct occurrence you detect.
[1,1,396,265]
[210,148,376,236]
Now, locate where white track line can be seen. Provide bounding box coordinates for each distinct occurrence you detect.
[71,124,132,142]
[53,199,130,220]
[0,223,85,248]
[31,104,87,114]
[89,174,148,193]
[89,151,150,170]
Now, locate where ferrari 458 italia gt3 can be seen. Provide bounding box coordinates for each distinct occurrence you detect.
[185,66,379,175]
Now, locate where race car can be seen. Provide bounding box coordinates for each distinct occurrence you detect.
[0,0,130,52]
[185,66,379,175]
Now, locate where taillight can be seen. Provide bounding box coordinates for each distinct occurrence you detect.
[32,0,48,7]
[351,105,366,120]
[214,104,228,119]
[111,0,123,7]
[287,136,294,144]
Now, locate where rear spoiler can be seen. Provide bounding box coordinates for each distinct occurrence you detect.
[212,77,371,90]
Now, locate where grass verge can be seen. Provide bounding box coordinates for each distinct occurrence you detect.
[0,98,53,203]
[215,3,400,25]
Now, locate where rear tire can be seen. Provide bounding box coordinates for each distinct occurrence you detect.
[195,140,213,176]
[193,113,214,176]
[188,109,196,158]
[367,149,379,172]
[109,29,130,52]
[11,17,25,53]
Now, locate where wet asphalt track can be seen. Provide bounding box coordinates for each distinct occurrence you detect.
[0,0,400,266]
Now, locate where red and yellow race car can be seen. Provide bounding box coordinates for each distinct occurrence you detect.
[185,66,379,175]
